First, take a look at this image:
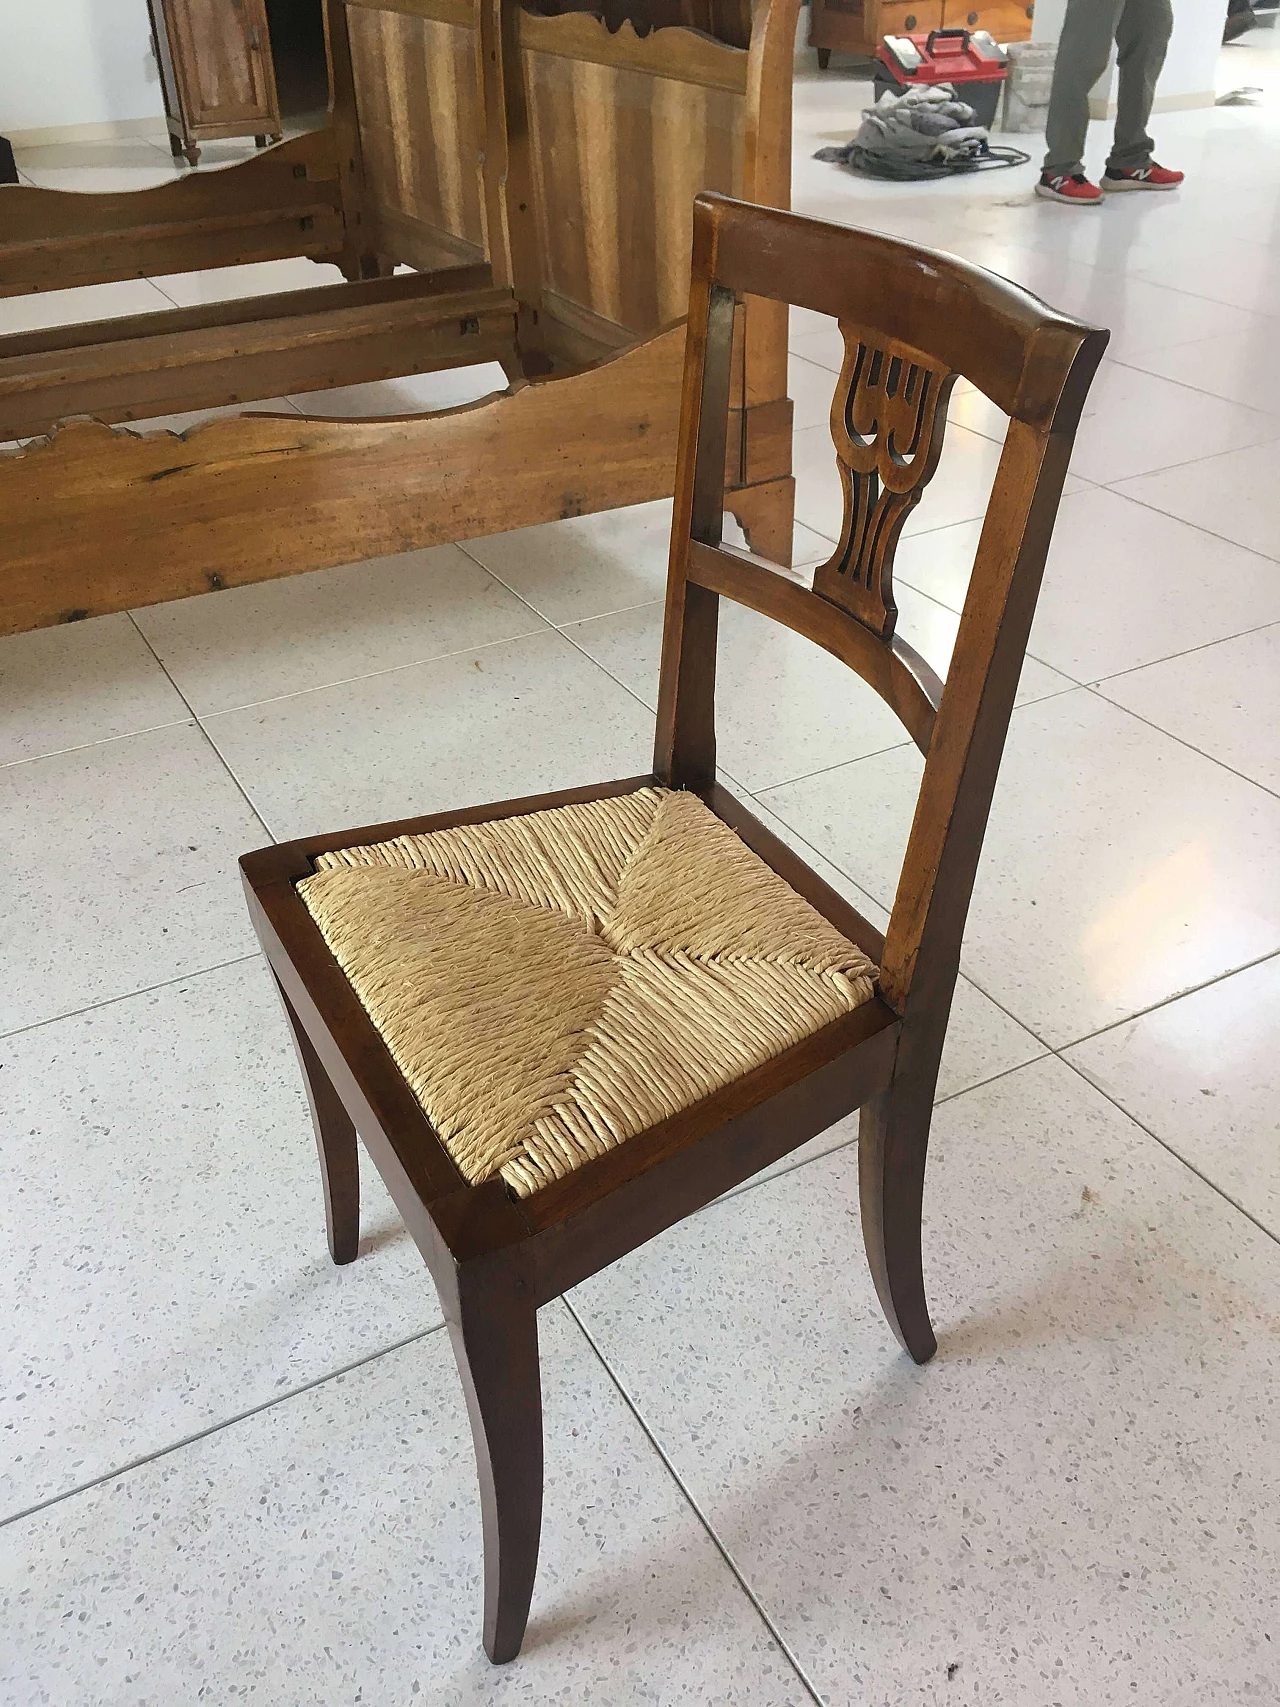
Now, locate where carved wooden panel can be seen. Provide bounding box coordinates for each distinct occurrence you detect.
[522,19,745,339]
[526,0,754,50]
[347,1,487,269]
[812,324,956,639]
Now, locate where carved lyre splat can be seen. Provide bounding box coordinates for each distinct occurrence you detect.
[813,325,957,639]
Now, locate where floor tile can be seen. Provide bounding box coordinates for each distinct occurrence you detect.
[892,486,1280,682]
[788,318,845,375]
[0,959,439,1517]
[286,363,510,417]
[13,138,179,194]
[115,396,302,436]
[1114,438,1280,563]
[149,256,348,308]
[0,614,187,767]
[762,689,1280,1047]
[0,1307,802,1705]
[132,544,547,715]
[202,629,654,841]
[1066,361,1280,485]
[566,581,1069,792]
[1066,953,1280,1236]
[0,722,264,1034]
[1095,623,1280,796]
[462,501,676,625]
[0,278,174,336]
[1118,321,1280,414]
[788,351,838,430]
[1131,230,1280,318]
[571,1057,1280,1707]
[793,420,1006,546]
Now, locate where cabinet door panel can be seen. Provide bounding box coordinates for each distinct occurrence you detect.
[165,0,277,128]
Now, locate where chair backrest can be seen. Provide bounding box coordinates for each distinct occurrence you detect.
[655,192,1108,1019]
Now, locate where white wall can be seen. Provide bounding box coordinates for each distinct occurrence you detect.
[1033,0,1223,109]
[1157,3,1225,104]
[0,0,166,135]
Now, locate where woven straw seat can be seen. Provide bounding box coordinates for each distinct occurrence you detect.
[298,787,878,1197]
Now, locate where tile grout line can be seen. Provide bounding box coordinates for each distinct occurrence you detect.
[1082,683,1280,805]
[1092,479,1280,567]
[1054,942,1280,1054]
[1056,1053,1280,1254]
[174,621,552,724]
[0,1323,446,1535]
[2,714,195,773]
[561,1298,829,1707]
[1105,349,1280,420]
[125,612,276,843]
[0,954,260,1044]
[1086,614,1280,687]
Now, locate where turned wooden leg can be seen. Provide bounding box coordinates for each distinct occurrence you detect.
[447,1266,543,1664]
[184,140,201,167]
[273,975,360,1265]
[726,474,796,568]
[859,1077,937,1365]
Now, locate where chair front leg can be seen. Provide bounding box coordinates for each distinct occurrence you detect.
[858,1073,938,1366]
[272,974,360,1265]
[445,1260,544,1664]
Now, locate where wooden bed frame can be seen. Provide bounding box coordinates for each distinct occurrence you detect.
[0,0,799,637]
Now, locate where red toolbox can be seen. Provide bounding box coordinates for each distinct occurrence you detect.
[874,28,1009,127]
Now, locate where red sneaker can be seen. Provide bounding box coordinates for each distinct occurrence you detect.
[1101,163,1185,191]
[1035,171,1103,205]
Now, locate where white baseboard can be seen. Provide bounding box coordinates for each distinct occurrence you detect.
[5,116,169,148]
[1088,89,1215,117]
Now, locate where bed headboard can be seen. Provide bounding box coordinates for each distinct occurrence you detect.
[336,0,791,360]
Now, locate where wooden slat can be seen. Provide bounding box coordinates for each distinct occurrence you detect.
[523,43,743,340]
[0,132,344,297]
[0,284,516,439]
[517,11,748,92]
[687,538,941,753]
[348,5,487,268]
[0,323,687,635]
[0,264,493,362]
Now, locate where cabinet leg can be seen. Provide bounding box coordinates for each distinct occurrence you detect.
[817,46,831,69]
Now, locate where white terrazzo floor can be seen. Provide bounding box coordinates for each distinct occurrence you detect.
[3,30,1280,1706]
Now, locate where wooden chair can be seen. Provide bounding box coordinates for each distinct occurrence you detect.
[240,192,1107,1664]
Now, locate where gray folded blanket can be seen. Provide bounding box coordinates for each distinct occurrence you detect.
[815,83,993,181]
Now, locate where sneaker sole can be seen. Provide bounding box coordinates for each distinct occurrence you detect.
[1034,183,1102,205]
[1101,177,1181,191]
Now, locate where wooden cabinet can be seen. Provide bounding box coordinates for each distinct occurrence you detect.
[809,0,1033,68]
[148,0,283,165]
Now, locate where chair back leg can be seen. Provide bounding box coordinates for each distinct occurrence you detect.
[445,1264,544,1663]
[858,1077,939,1366]
[274,975,361,1266]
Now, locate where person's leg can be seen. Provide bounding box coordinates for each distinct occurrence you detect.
[1106,0,1174,172]
[1043,0,1127,177]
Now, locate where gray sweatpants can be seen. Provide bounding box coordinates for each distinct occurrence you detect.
[1042,0,1174,177]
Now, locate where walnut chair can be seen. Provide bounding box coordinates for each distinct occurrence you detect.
[240,192,1107,1663]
